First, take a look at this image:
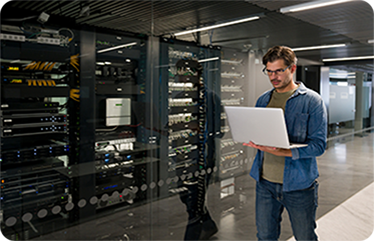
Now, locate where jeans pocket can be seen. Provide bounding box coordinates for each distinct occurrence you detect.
[314,180,319,207]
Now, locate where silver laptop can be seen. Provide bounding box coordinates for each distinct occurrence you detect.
[224,106,307,149]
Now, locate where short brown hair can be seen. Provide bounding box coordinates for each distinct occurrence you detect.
[262,46,297,66]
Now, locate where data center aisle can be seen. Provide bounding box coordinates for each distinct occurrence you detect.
[212,131,374,241]
[311,131,374,241]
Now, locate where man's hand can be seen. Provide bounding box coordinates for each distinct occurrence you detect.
[243,141,292,157]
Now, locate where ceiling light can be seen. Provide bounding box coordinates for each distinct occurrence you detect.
[79,6,90,17]
[292,43,347,51]
[322,56,374,62]
[280,0,353,13]
[337,82,348,86]
[97,42,137,54]
[198,57,220,63]
[174,15,261,36]
[329,71,355,79]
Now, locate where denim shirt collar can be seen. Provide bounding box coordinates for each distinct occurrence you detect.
[264,81,307,103]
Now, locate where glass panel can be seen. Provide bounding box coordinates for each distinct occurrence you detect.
[1,1,372,241]
[0,25,76,240]
[0,3,158,240]
[0,4,257,238]
[328,68,373,145]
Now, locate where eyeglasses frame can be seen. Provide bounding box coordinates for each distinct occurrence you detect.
[262,64,293,76]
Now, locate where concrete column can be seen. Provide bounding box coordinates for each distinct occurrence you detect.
[354,72,364,133]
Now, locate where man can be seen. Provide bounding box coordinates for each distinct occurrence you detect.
[244,46,327,241]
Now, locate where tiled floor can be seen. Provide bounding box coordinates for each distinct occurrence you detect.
[288,182,374,241]
[9,132,373,241]
[312,132,374,241]
[210,131,374,241]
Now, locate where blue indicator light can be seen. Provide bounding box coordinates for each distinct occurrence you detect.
[104,185,118,190]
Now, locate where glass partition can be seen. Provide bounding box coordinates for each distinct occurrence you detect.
[328,68,373,145]
[0,1,372,241]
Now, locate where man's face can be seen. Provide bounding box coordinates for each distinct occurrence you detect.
[265,59,295,93]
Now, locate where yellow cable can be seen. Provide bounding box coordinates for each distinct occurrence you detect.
[25,61,36,70]
[70,88,80,102]
[39,62,46,70]
[47,62,56,71]
[44,62,53,71]
[70,54,80,72]
[33,61,41,70]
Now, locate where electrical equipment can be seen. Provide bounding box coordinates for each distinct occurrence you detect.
[93,32,157,211]
[1,102,68,138]
[37,12,50,24]
[106,98,131,126]
[0,33,26,42]
[159,40,211,214]
[1,20,74,47]
[1,23,74,240]
[0,157,70,238]
[219,48,251,184]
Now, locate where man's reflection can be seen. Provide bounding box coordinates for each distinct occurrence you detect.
[174,59,221,240]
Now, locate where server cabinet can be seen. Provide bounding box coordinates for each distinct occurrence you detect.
[219,48,251,199]
[0,23,76,239]
[93,31,158,212]
[158,38,222,239]
[160,39,222,190]
[0,19,161,239]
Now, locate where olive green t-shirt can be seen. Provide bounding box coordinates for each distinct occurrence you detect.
[262,86,298,184]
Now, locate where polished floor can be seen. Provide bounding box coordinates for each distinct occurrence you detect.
[7,131,373,241]
[211,131,374,241]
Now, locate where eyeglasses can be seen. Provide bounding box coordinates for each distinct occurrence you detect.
[262,64,293,76]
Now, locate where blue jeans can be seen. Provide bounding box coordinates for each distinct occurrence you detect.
[256,179,319,241]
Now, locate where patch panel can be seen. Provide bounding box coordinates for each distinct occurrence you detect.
[0,33,25,42]
[37,37,61,45]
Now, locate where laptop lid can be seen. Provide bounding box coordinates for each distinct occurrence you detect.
[224,106,307,149]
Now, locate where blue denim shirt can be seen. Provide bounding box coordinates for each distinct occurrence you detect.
[249,82,327,192]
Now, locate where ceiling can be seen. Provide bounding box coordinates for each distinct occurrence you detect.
[2,0,374,73]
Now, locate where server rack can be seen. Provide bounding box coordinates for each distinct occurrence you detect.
[0,20,160,239]
[0,23,75,239]
[158,39,223,239]
[0,19,252,240]
[93,31,157,211]
[159,39,222,191]
[219,48,251,199]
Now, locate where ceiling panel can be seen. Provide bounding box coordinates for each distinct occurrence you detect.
[2,0,373,72]
[238,2,373,43]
